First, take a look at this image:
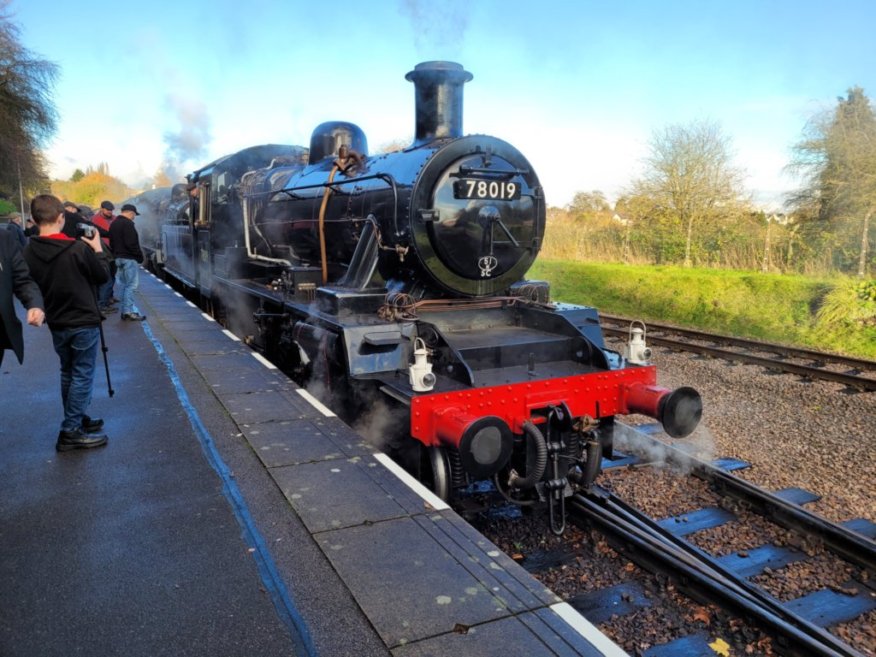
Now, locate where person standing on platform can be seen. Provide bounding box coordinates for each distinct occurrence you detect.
[61,201,85,238]
[24,194,110,452]
[108,203,146,321]
[24,217,39,237]
[92,201,117,312]
[6,213,28,248]
[0,229,45,368]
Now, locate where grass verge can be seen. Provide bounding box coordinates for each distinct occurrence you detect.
[529,260,876,360]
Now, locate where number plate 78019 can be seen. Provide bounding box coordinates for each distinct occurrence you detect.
[453,179,521,201]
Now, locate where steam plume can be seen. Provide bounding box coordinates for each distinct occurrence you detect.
[400,0,470,53]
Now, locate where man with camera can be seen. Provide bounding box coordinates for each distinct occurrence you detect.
[108,204,145,321]
[60,201,116,315]
[23,194,110,452]
[61,201,87,237]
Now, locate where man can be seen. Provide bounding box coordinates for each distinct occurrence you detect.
[91,201,116,311]
[23,194,109,451]
[61,201,85,238]
[63,201,114,316]
[108,203,146,321]
[91,200,114,236]
[186,182,200,224]
[0,228,45,368]
[24,217,39,237]
[5,212,27,248]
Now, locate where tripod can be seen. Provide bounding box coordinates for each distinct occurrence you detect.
[91,286,114,397]
[98,313,114,398]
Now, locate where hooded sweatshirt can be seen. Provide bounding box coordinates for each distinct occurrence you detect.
[23,234,109,329]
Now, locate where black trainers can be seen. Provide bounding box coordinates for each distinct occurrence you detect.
[56,429,108,452]
[122,312,146,321]
[82,415,104,433]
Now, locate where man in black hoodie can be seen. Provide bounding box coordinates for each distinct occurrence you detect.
[24,194,110,452]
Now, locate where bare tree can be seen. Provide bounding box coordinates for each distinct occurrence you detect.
[0,0,58,204]
[568,190,611,214]
[635,120,745,267]
[789,87,876,277]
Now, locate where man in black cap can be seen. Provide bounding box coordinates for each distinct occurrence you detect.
[108,203,145,321]
[91,201,116,311]
[91,200,115,232]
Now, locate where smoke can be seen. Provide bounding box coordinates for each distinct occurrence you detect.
[350,396,397,452]
[161,91,213,181]
[400,0,470,54]
[614,421,717,476]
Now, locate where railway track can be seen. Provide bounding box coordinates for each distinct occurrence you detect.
[599,314,876,392]
[471,422,876,655]
[567,425,876,656]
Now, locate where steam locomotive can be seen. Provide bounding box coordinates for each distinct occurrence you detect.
[138,61,702,533]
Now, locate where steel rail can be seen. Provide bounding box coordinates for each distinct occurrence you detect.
[614,422,876,564]
[694,462,876,572]
[600,313,876,372]
[569,490,865,657]
[600,324,876,392]
[614,423,876,571]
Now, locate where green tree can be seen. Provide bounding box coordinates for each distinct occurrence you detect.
[634,120,746,267]
[0,0,58,206]
[789,87,876,277]
[70,168,85,182]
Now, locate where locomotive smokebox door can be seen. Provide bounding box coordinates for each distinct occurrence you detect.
[408,137,545,297]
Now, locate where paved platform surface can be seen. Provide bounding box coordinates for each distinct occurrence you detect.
[0,269,624,657]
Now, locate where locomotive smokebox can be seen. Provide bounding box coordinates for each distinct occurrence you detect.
[406,61,473,145]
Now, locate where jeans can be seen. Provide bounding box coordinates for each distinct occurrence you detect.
[98,260,116,307]
[115,258,140,315]
[51,326,100,433]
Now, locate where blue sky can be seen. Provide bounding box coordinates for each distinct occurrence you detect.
[12,0,876,209]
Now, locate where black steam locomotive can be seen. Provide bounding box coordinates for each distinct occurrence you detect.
[140,61,702,533]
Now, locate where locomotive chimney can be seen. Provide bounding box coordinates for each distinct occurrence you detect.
[405,61,473,146]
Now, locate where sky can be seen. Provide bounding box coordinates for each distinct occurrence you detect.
[11,0,876,210]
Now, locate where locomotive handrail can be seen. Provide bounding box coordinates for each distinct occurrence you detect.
[274,172,402,238]
[452,165,530,179]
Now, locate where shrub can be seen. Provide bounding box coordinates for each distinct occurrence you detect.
[817,280,876,328]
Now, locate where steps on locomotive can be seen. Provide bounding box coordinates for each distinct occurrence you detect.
[376,323,600,408]
[447,325,583,372]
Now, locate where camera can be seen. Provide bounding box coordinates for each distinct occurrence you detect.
[76,223,97,239]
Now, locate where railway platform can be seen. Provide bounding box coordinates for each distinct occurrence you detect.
[0,269,625,657]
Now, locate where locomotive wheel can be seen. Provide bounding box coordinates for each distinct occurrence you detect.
[426,446,451,501]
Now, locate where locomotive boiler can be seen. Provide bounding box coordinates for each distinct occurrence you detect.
[150,61,702,533]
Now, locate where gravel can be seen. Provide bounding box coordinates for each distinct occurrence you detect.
[470,341,876,656]
[647,344,876,526]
